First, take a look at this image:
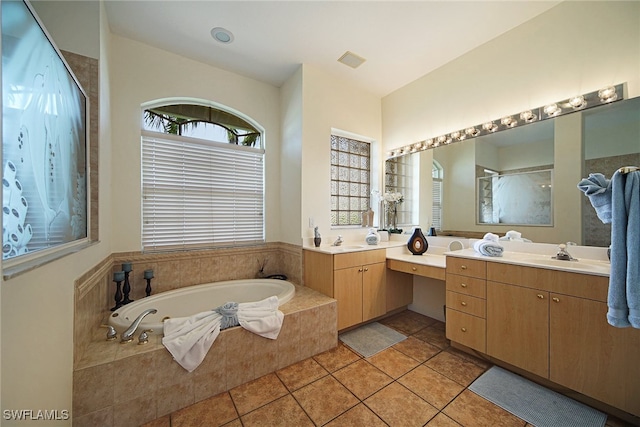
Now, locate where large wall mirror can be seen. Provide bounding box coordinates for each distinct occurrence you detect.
[385,95,640,247]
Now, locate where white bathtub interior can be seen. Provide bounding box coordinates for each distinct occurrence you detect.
[109,278,295,332]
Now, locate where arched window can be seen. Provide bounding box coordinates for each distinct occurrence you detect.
[141,102,264,252]
[432,160,443,231]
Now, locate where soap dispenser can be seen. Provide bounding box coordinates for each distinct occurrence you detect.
[365,228,380,245]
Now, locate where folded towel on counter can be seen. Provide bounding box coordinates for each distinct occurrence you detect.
[608,170,640,328]
[473,233,504,257]
[498,230,532,242]
[578,173,612,223]
[162,296,284,372]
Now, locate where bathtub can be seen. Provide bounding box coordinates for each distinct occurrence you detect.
[109,278,295,333]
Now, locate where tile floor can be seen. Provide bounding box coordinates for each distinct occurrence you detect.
[142,310,632,427]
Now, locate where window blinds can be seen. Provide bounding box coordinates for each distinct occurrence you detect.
[142,133,264,252]
[432,179,443,231]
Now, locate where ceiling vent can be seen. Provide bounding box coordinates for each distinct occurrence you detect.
[338,51,366,69]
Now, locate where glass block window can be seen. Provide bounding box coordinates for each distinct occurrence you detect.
[385,155,416,227]
[330,135,370,226]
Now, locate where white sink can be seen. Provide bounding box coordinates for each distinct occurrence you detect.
[519,257,610,274]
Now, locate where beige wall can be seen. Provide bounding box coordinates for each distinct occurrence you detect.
[300,65,382,244]
[382,1,640,153]
[1,2,112,425]
[280,67,304,245]
[108,35,282,252]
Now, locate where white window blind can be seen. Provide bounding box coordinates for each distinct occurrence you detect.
[432,179,442,231]
[142,132,264,252]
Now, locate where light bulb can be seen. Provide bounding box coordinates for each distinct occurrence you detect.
[543,103,561,117]
[569,95,586,109]
[598,86,617,103]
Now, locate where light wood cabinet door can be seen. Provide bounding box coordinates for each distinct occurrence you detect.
[446,308,486,352]
[487,281,549,378]
[334,266,363,330]
[550,294,640,416]
[363,262,386,322]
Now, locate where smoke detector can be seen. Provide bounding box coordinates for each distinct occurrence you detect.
[338,51,366,69]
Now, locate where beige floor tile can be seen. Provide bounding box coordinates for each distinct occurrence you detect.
[445,346,492,369]
[241,395,314,426]
[313,342,362,372]
[222,419,243,427]
[393,336,442,362]
[366,347,420,379]
[443,389,526,427]
[229,373,289,415]
[425,351,486,387]
[324,403,388,427]
[380,311,435,335]
[171,393,238,427]
[141,415,170,427]
[426,412,462,427]
[413,325,450,349]
[364,382,438,427]
[276,357,329,391]
[333,359,393,400]
[398,365,464,409]
[292,375,359,425]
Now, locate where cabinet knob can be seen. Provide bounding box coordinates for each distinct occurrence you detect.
[552,297,560,303]
[364,267,369,272]
[461,301,467,306]
[411,267,417,271]
[537,294,544,299]
[460,265,468,270]
[358,268,363,272]
[461,327,467,332]
[460,283,467,288]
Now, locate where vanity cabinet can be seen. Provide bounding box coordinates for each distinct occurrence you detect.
[445,258,487,352]
[486,281,549,378]
[304,249,386,330]
[484,261,640,417]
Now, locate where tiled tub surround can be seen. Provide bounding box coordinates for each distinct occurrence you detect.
[73,285,336,426]
[74,242,303,366]
[73,242,324,425]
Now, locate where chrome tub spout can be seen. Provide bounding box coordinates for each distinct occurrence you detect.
[121,308,158,343]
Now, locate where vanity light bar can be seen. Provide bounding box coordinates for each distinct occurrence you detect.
[387,83,625,158]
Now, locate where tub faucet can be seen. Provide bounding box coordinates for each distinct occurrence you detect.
[121,308,157,343]
[333,235,343,246]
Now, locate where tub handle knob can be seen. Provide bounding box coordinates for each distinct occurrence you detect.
[138,329,154,345]
[100,324,117,341]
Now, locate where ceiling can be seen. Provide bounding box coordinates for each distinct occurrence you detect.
[104,1,560,97]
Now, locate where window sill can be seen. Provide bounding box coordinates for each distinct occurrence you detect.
[3,239,100,281]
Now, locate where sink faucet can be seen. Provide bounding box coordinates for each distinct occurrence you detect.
[553,243,577,261]
[121,308,157,343]
[333,235,343,246]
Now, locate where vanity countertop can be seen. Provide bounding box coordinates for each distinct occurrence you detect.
[304,236,610,277]
[303,240,406,254]
[445,248,610,277]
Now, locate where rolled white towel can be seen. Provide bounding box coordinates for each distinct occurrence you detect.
[473,238,504,257]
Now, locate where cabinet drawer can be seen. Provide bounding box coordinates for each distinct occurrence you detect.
[387,259,445,280]
[446,291,486,318]
[446,257,486,279]
[334,249,386,270]
[445,309,486,352]
[446,273,486,299]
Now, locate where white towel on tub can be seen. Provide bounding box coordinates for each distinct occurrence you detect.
[162,296,284,372]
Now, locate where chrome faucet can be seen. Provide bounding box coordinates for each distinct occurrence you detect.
[333,235,343,246]
[553,243,577,261]
[121,308,157,343]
